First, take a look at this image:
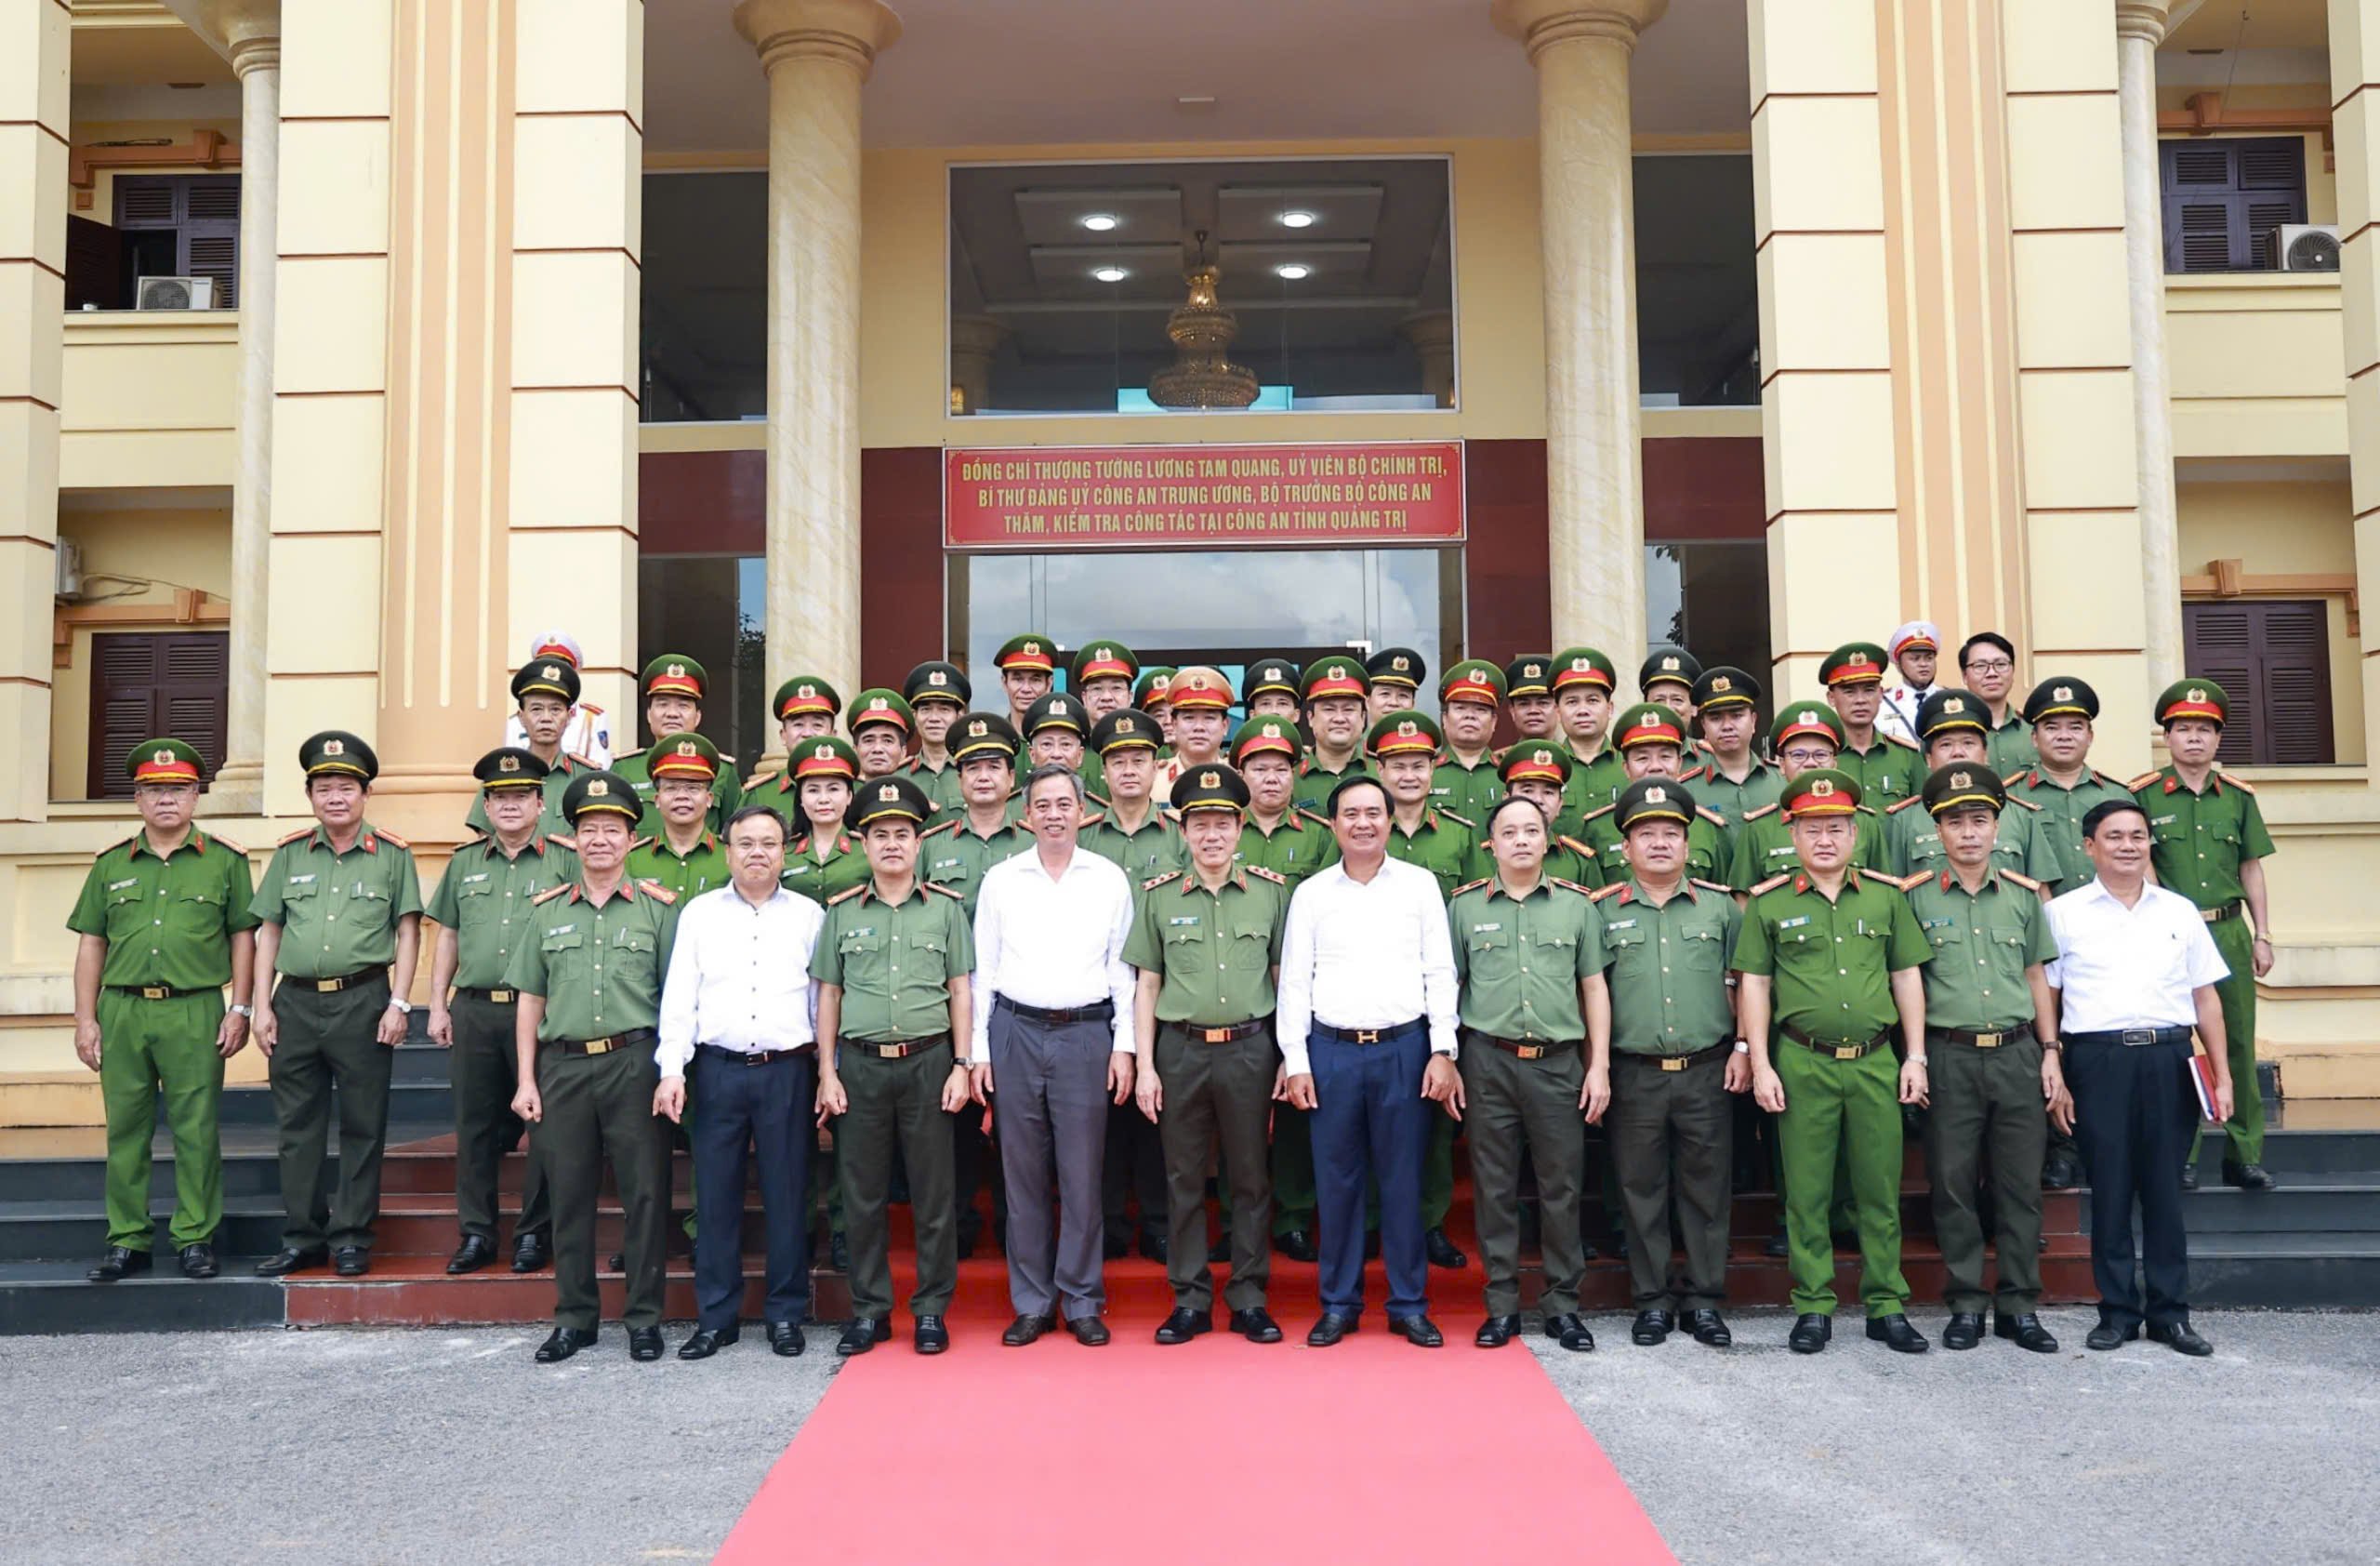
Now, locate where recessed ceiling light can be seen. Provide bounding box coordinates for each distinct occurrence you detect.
[1279,209,1316,229]
[1091,265,1129,283]
[1080,213,1118,232]
[1275,263,1312,281]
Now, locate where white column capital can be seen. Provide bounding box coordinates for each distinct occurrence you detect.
[734,0,903,79]
[172,0,282,73]
[2114,2,2174,47]
[1490,0,1668,63]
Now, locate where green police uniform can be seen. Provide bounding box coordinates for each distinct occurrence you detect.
[1292,655,1374,812]
[252,735,425,1260]
[1234,808,1340,886]
[902,660,973,818]
[1577,803,1730,889]
[464,749,594,839]
[426,781,575,1250]
[1292,753,1372,814]
[1430,659,1509,826]
[1732,770,1930,1320]
[505,771,681,1336]
[614,655,744,837]
[814,789,976,1324]
[1683,755,1783,830]
[469,660,592,837]
[1554,748,1627,840]
[1881,790,2064,886]
[1904,769,2059,1318]
[922,812,1034,916]
[1986,711,2034,777]
[1448,871,1604,1320]
[1729,802,1884,892]
[1594,822,1741,1317]
[1081,708,1184,883]
[784,828,870,908]
[1841,737,1924,806]
[626,829,731,903]
[69,748,258,1261]
[2009,765,2134,888]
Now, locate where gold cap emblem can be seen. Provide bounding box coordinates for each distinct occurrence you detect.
[498,754,521,773]
[1093,646,1112,659]
[1635,712,1661,730]
[1646,785,1667,803]
[1023,640,1040,655]
[1523,662,1543,678]
[2055,684,2072,701]
[1200,771,1220,788]
[1810,778,1834,797]
[2187,686,2205,703]
[1848,650,1870,666]
[1571,657,1592,671]
[867,697,890,712]
[542,664,560,680]
[1711,674,1732,692]
[588,779,609,796]
[154,747,175,763]
[1945,697,1965,713]
[1327,664,1345,679]
[675,740,698,758]
[1660,656,1680,671]
[878,783,898,802]
[967,719,986,737]
[324,739,345,756]
[1118,716,1138,733]
[811,743,836,759]
[1392,655,1409,671]
[928,670,947,686]
[1531,748,1554,764]
[1950,770,1972,789]
[1396,719,1418,737]
[798,683,815,698]
[666,662,685,678]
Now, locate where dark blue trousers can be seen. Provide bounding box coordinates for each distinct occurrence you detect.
[1310,1022,1433,1318]
[690,1047,814,1331]
[2066,1038,2194,1330]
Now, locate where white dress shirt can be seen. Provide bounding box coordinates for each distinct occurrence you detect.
[2044,877,2229,1033]
[1276,856,1460,1077]
[970,844,1136,1061]
[654,883,826,1078]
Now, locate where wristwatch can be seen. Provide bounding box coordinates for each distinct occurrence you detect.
[229,1002,254,1018]
[387,998,413,1014]
[1731,1040,1751,1055]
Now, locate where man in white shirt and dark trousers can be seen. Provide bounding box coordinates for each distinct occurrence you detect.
[1277,776,1463,1348]
[2044,798,2234,1357]
[654,804,826,1360]
[971,764,1138,1347]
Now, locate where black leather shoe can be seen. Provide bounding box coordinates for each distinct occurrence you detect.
[1306,1310,1358,1347]
[2179,1161,2200,1191]
[510,1231,550,1272]
[1387,1314,1445,1347]
[1788,1313,1831,1354]
[1543,1312,1594,1352]
[1994,1312,2059,1353]
[445,1235,497,1275]
[767,1320,804,1357]
[1764,1230,1789,1258]
[677,1325,739,1360]
[535,1327,596,1362]
[1686,1309,1731,1347]
[2041,1154,2080,1189]
[913,1316,949,1355]
[837,1317,889,1356]
[1474,1313,1521,1347]
[1274,1229,1318,1263]
[2085,1320,2140,1351]
[1423,1227,1466,1269]
[254,1246,327,1277]
[2222,1161,2277,1191]
[2149,1320,2215,1357]
[1002,1313,1056,1347]
[178,1242,218,1281]
[1067,1315,1110,1346]
[1154,1307,1212,1345]
[333,1247,369,1278]
[1223,1307,1277,1343]
[86,1246,151,1283]
[628,1326,665,1360]
[829,1232,850,1273]
[1866,1313,1930,1353]
[1941,1312,1984,1351]
[1631,1308,1673,1347]
[1139,1228,1169,1264]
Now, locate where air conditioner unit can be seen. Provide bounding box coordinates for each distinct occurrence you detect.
[54,538,83,601]
[2269,223,2341,273]
[135,274,215,311]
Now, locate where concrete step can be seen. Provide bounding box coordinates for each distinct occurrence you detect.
[2177,1174,2380,1233]
[2185,1231,2380,1308]
[2186,1124,2380,1179]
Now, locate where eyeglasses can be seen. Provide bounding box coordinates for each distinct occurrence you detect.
[1964,659,2014,675]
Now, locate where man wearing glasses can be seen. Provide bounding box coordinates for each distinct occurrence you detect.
[1958,633,2033,777]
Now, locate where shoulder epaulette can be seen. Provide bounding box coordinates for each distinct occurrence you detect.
[1749,872,1792,896]
[920,817,958,838]
[2001,870,2043,892]
[1891,871,1931,891]
[1742,803,1779,823]
[1689,877,1732,895]
[2126,770,2162,791]
[636,879,677,904]
[579,701,605,714]
[1548,876,1593,896]
[567,751,594,768]
[1449,877,1491,897]
[374,829,410,849]
[1884,732,1920,751]
[1680,763,1711,782]
[1557,834,1594,856]
[1581,803,1616,823]
[207,832,246,856]
[2218,770,2257,794]
[1080,812,1107,829]
[1697,806,1726,827]
[826,883,868,905]
[1886,795,1924,815]
[1246,865,1287,884]
[1438,808,1474,829]
[2008,794,2042,811]
[1142,870,1183,892]
[629,834,655,852]
[2003,769,2030,787]
[1855,803,1879,817]
[1296,805,1330,825]
[531,883,573,905]
[1589,882,1629,902]
[549,832,577,851]
[924,882,965,898]
[103,832,140,857]
[277,826,313,845]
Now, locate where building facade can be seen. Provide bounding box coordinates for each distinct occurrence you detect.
[2,0,2376,1122]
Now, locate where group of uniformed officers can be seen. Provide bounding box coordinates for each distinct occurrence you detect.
[70,619,2271,1361]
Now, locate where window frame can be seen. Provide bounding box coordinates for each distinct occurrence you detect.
[2158,135,2308,275]
[86,630,231,800]
[2180,597,2336,766]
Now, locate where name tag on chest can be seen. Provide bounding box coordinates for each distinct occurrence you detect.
[1777,915,1811,931]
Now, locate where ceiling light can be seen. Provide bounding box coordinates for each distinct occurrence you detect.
[1091,265,1129,283]
[1275,263,1312,281]
[1279,209,1316,229]
[1080,213,1118,232]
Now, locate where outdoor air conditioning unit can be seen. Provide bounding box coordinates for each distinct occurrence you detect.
[54,537,82,601]
[2269,224,2341,273]
[135,275,216,311]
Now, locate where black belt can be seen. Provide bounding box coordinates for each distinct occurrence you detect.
[1469,1029,1578,1062]
[1930,1025,2033,1050]
[454,986,516,1004]
[1168,1018,1270,1044]
[1781,1026,1890,1061]
[1313,1018,1423,1046]
[842,1033,953,1059]
[550,1027,656,1056]
[2200,901,2242,924]
[696,1042,812,1066]
[105,984,212,1001]
[2068,1027,2191,1047]
[283,968,383,995]
[1616,1039,1733,1072]
[997,997,1115,1026]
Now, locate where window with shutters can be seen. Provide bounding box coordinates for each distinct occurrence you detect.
[2181,599,2334,765]
[2160,137,2307,273]
[86,632,230,800]
[110,175,240,308]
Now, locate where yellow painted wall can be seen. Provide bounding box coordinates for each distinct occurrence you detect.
[59,312,238,487]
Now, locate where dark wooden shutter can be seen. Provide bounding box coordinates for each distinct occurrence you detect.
[2182,599,2334,766]
[86,632,230,799]
[2161,137,2307,272]
[65,215,124,310]
[112,174,241,308]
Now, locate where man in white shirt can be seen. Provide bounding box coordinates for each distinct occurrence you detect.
[2044,798,2234,1358]
[1276,776,1462,1348]
[1876,620,1941,750]
[970,763,1137,1347]
[654,803,826,1360]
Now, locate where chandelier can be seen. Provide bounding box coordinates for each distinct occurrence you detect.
[1147,230,1260,409]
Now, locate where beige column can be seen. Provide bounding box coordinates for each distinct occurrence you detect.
[176,0,283,814]
[0,0,67,822]
[1493,0,1663,673]
[736,0,901,759]
[2118,1,2183,699]
[2333,0,2380,753]
[1398,311,1456,407]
